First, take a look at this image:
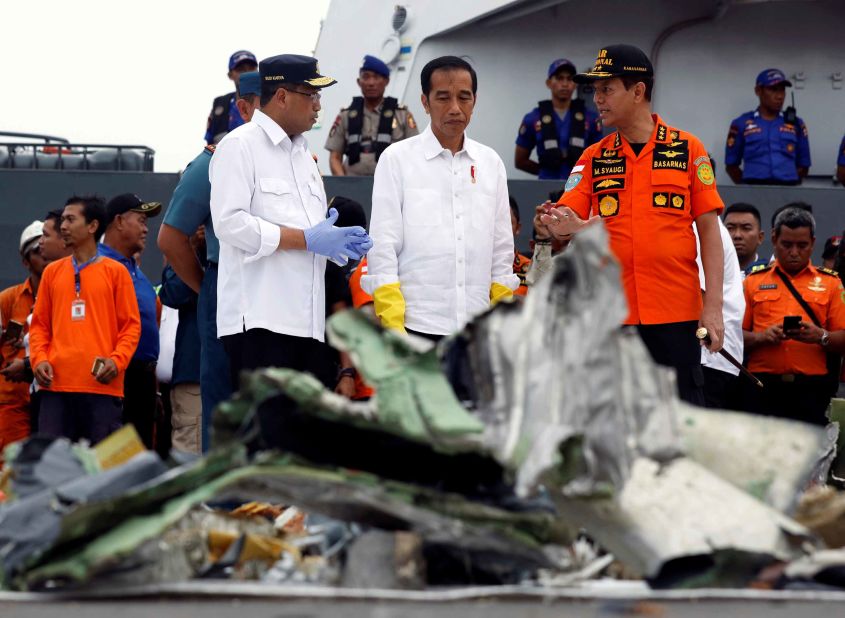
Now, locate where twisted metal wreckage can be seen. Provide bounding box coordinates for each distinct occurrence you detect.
[1,225,844,594]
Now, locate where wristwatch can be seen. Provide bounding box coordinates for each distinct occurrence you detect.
[820,330,830,347]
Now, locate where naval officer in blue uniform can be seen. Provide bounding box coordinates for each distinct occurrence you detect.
[725,69,811,185]
[514,58,602,180]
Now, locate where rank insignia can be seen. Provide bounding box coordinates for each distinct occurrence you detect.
[602,149,617,157]
[599,193,619,217]
[613,133,622,148]
[656,124,667,141]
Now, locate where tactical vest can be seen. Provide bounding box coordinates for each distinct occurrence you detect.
[345,96,398,165]
[537,98,587,171]
[209,92,234,143]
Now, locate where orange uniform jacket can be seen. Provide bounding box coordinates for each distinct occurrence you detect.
[513,253,532,297]
[0,279,35,451]
[743,263,845,375]
[558,114,724,325]
[30,256,141,397]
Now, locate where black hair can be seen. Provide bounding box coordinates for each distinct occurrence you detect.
[723,202,762,228]
[771,201,812,228]
[44,208,64,233]
[773,206,815,239]
[64,195,107,241]
[508,196,520,224]
[619,75,654,101]
[260,82,285,107]
[420,56,477,96]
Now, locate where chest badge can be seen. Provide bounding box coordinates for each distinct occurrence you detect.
[808,276,826,292]
[599,193,619,217]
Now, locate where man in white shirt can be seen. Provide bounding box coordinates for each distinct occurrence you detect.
[210,54,371,443]
[363,56,519,338]
[696,218,746,409]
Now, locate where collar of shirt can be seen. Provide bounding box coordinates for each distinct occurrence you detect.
[421,124,480,161]
[252,109,307,151]
[98,242,135,273]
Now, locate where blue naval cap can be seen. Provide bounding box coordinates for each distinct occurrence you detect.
[260,54,337,89]
[548,58,576,78]
[237,71,261,97]
[229,50,257,71]
[756,68,792,88]
[360,55,390,78]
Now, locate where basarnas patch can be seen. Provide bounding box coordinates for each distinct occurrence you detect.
[564,173,583,192]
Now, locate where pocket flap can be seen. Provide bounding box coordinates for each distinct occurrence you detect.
[259,178,291,195]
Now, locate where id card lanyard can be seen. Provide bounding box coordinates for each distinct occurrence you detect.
[71,253,98,321]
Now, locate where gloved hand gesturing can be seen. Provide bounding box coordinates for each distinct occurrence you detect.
[304,208,373,265]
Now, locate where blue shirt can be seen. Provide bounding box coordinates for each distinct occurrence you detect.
[515,104,602,179]
[163,148,220,263]
[98,243,159,362]
[725,110,811,183]
[838,134,845,167]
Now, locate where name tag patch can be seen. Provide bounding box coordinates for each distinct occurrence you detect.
[592,157,626,178]
[652,139,689,170]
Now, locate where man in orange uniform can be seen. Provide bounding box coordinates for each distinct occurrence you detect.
[30,196,141,443]
[510,197,531,297]
[542,44,725,405]
[0,222,48,457]
[741,206,845,425]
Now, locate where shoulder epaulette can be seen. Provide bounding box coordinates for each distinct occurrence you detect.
[204,144,216,155]
[748,264,773,275]
[818,266,839,277]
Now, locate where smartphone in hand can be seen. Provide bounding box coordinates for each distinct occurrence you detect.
[782,315,802,331]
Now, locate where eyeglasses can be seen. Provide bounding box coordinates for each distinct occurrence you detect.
[283,88,321,102]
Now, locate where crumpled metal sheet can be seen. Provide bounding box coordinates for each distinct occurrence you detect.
[677,408,837,514]
[439,224,682,497]
[550,456,813,585]
[13,457,565,591]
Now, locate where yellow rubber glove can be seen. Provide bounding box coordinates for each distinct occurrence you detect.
[373,282,407,334]
[490,282,513,306]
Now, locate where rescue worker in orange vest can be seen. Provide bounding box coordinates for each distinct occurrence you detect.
[541,44,725,405]
[0,221,48,460]
[509,196,531,297]
[741,206,845,425]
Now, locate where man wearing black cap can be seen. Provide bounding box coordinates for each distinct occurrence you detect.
[210,54,371,446]
[515,58,602,180]
[100,194,162,448]
[205,50,259,145]
[725,69,811,185]
[542,44,725,406]
[325,55,418,176]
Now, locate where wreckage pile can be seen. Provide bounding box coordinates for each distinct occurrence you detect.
[2,225,845,592]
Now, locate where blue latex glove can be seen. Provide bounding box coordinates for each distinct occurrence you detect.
[304,208,372,265]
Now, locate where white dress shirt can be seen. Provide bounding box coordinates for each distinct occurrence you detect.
[696,218,745,375]
[362,125,518,335]
[210,109,327,341]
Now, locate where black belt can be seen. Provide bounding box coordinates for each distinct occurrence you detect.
[129,358,157,373]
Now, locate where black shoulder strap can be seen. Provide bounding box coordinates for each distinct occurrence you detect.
[566,98,587,167]
[345,97,365,165]
[374,97,399,161]
[537,100,563,170]
[774,268,821,327]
